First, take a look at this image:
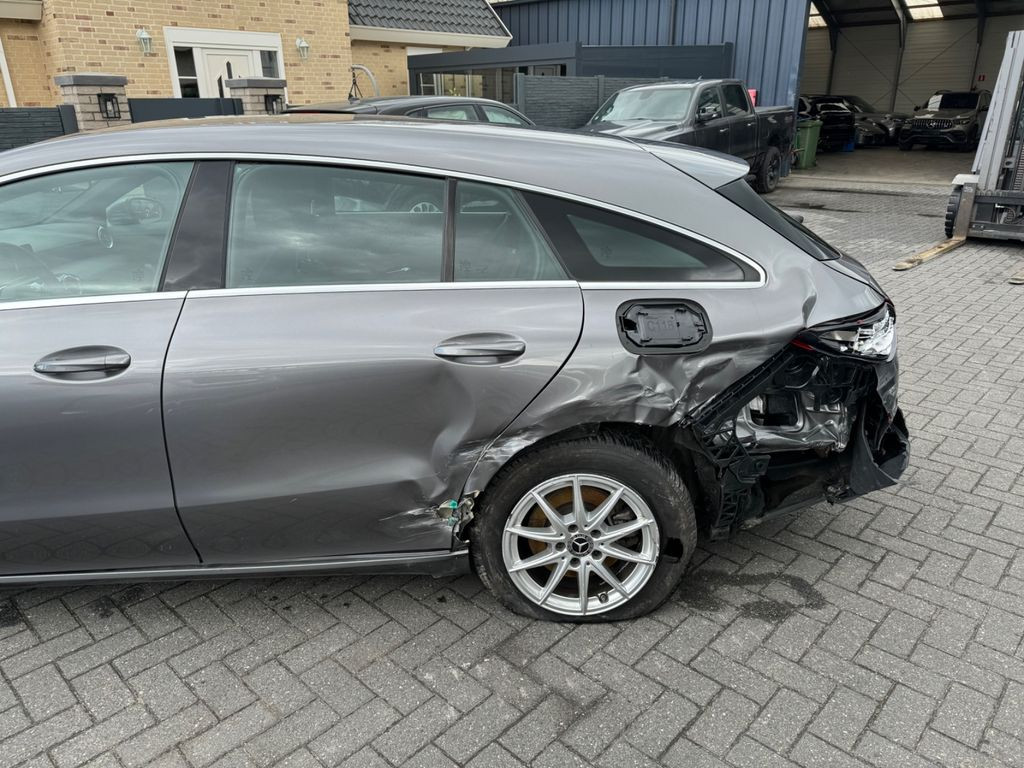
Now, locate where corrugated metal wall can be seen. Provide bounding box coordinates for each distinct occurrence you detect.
[829,26,901,111]
[801,28,832,95]
[797,15,1024,111]
[895,19,979,112]
[494,0,809,107]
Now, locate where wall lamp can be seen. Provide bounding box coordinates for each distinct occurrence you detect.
[136,28,153,55]
[296,37,311,60]
[98,93,121,119]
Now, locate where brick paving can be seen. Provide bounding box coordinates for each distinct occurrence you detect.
[3,173,1024,767]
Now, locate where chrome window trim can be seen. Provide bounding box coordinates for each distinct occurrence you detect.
[0,291,187,312]
[0,152,768,289]
[188,281,581,299]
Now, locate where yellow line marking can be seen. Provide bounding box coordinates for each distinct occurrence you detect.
[892,237,966,271]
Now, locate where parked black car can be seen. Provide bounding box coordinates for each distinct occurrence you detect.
[582,79,795,193]
[798,96,856,152]
[807,95,908,146]
[287,95,534,126]
[899,90,991,151]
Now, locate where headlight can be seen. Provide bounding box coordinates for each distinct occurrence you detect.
[794,304,897,361]
[954,118,972,126]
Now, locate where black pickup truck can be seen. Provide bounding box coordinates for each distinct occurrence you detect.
[582,79,796,192]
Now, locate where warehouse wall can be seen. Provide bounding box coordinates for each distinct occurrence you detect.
[494,0,809,107]
[799,15,1024,112]
[801,28,831,95]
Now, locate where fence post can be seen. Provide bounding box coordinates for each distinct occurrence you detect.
[54,73,131,131]
[224,78,288,114]
[514,72,526,115]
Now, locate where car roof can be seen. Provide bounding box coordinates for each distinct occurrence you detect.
[287,96,516,114]
[0,114,749,240]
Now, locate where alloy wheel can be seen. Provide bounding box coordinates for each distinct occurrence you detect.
[501,473,660,617]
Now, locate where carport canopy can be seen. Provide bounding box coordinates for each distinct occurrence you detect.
[807,0,1018,110]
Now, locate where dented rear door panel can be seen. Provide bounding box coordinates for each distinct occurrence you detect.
[163,284,583,563]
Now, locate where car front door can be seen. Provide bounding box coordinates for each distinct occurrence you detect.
[162,162,582,564]
[721,83,757,161]
[0,161,201,575]
[690,85,730,153]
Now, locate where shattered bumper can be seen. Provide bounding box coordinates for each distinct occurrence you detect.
[680,331,909,539]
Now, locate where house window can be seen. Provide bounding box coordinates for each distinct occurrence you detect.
[260,50,279,78]
[175,47,200,98]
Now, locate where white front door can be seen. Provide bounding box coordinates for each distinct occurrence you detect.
[202,49,254,98]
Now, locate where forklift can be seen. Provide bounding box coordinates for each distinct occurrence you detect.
[946,29,1024,243]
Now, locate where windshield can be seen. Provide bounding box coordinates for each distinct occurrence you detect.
[928,92,979,110]
[590,87,694,123]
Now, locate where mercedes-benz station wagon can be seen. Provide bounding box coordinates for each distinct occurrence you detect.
[0,115,908,621]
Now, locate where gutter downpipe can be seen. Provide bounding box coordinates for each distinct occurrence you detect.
[0,33,16,107]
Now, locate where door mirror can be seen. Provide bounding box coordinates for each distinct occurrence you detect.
[913,105,920,112]
[697,104,722,122]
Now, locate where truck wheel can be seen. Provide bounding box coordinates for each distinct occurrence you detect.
[756,146,782,194]
[944,186,963,238]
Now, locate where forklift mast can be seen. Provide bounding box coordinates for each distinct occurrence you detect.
[949,29,1024,241]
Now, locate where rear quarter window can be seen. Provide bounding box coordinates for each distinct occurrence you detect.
[525,193,757,282]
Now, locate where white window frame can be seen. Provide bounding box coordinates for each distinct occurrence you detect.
[163,27,286,99]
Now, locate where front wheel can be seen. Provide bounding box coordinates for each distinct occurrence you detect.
[470,434,697,621]
[944,186,963,238]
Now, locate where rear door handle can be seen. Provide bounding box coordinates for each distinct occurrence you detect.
[434,333,526,365]
[34,346,131,377]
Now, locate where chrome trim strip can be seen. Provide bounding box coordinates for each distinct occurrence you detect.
[0,291,187,312]
[579,281,760,291]
[0,152,768,289]
[188,280,580,298]
[0,549,469,585]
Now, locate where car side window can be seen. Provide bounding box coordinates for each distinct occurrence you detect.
[454,181,565,282]
[419,106,477,121]
[696,87,723,121]
[226,163,445,288]
[722,84,750,116]
[526,193,754,282]
[0,162,193,303]
[481,105,530,126]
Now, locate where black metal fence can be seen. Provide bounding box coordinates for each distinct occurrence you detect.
[0,106,78,151]
[128,98,243,123]
[514,74,666,129]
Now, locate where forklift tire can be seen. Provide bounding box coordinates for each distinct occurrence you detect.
[944,186,963,239]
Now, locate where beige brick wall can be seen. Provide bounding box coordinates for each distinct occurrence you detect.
[0,19,51,106]
[6,0,354,107]
[350,40,408,97]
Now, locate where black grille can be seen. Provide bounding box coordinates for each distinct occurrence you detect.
[913,117,953,130]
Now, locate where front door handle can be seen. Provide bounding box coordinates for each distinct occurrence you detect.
[34,346,131,377]
[434,333,526,365]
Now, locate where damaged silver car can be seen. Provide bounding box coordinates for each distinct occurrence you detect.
[0,115,907,621]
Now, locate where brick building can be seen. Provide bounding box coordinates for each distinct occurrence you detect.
[0,0,510,108]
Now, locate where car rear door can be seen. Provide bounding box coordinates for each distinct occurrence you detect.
[721,83,757,161]
[162,161,582,564]
[0,160,202,575]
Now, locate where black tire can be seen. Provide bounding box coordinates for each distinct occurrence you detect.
[469,433,698,622]
[755,146,782,194]
[944,186,963,238]
[898,139,914,151]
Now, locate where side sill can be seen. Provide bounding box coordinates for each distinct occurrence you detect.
[0,549,469,586]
